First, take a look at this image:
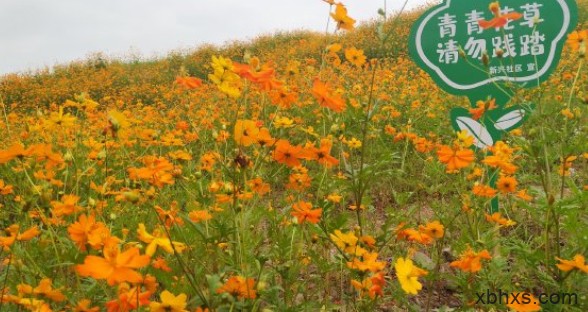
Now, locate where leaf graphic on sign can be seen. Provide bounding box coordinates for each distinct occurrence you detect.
[494,109,526,131]
[455,116,493,149]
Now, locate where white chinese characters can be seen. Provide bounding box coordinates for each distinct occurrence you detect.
[436,2,545,65]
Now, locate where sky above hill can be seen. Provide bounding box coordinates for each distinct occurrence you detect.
[0,0,433,75]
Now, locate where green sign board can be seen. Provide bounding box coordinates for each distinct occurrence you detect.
[409,0,578,148]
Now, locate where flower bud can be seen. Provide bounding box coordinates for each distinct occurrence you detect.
[481,51,490,67]
[495,48,504,58]
[459,47,466,59]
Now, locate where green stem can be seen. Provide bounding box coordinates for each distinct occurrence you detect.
[151,205,209,306]
[0,254,12,312]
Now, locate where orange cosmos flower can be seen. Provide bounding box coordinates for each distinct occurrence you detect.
[151,257,172,272]
[256,127,275,147]
[351,272,385,299]
[436,144,475,172]
[105,282,152,312]
[0,180,14,195]
[0,224,41,248]
[555,254,588,273]
[558,155,577,176]
[286,169,312,191]
[485,212,516,227]
[478,2,522,30]
[412,137,435,153]
[51,194,83,217]
[155,204,184,227]
[419,221,444,239]
[189,210,213,223]
[450,247,492,273]
[199,152,219,172]
[234,120,260,146]
[76,242,151,285]
[232,61,283,91]
[360,235,376,249]
[175,76,202,89]
[347,251,387,272]
[566,30,587,52]
[468,98,497,120]
[291,200,322,224]
[482,156,518,175]
[515,189,533,201]
[473,183,498,198]
[17,226,41,241]
[312,79,346,112]
[483,141,518,173]
[269,88,298,108]
[497,175,518,194]
[397,228,434,245]
[506,292,541,311]
[0,143,33,164]
[32,278,66,302]
[302,138,339,167]
[247,177,271,195]
[74,299,99,312]
[127,156,175,188]
[216,276,257,299]
[273,140,303,167]
[68,214,112,251]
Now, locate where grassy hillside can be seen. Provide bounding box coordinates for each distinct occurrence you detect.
[1,1,586,107]
[0,1,586,311]
[0,7,421,108]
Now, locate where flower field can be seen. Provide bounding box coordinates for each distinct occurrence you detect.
[0,1,587,311]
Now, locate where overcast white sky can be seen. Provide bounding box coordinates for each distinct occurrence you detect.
[0,0,431,75]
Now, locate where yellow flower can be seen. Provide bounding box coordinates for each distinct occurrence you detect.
[395,257,428,295]
[561,108,574,119]
[211,55,234,73]
[208,56,241,98]
[330,230,359,254]
[274,116,294,128]
[327,193,342,203]
[330,3,356,31]
[108,110,129,130]
[345,137,362,149]
[149,290,189,312]
[46,106,77,129]
[345,47,366,67]
[326,43,342,53]
[137,224,186,256]
[455,130,474,147]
